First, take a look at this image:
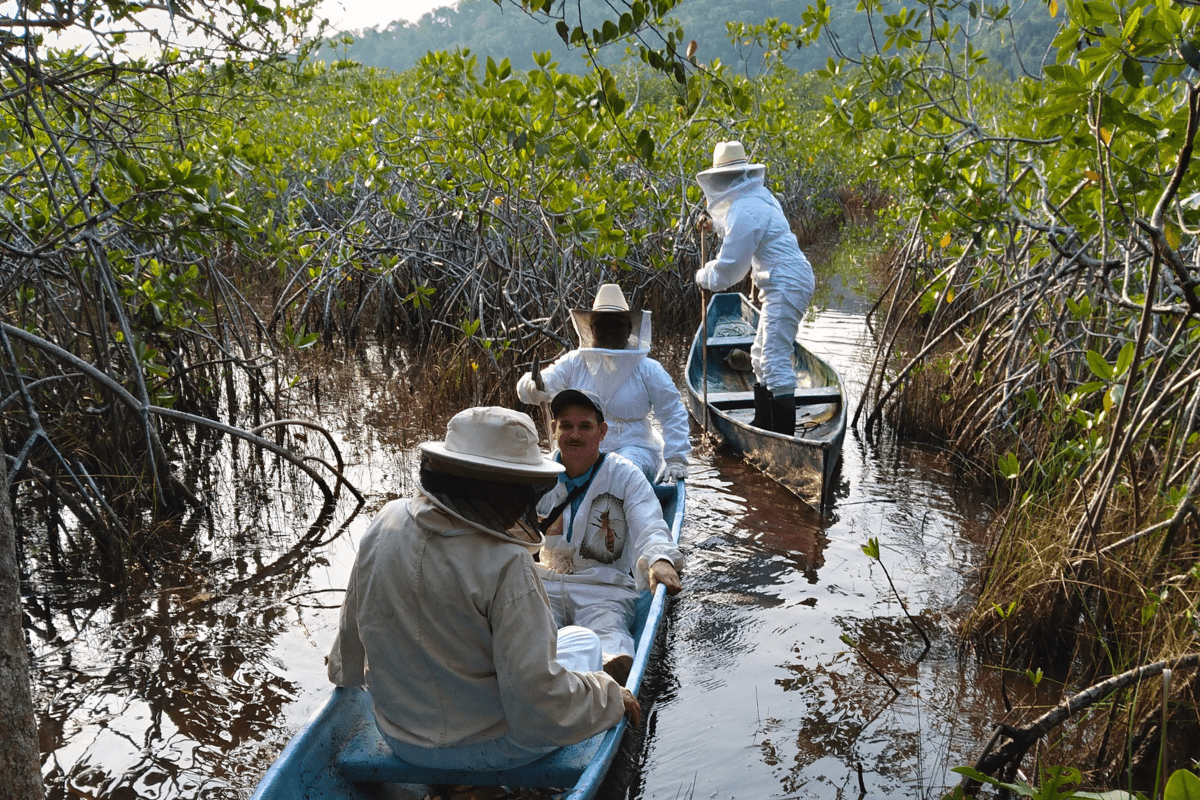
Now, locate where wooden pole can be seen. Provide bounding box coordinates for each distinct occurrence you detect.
[700,233,710,437]
[531,354,554,448]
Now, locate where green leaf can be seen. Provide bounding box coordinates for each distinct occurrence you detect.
[635,128,654,163]
[993,601,1016,619]
[733,86,752,113]
[950,766,996,784]
[1086,349,1115,381]
[1121,56,1143,87]
[1180,41,1200,72]
[998,452,1019,479]
[861,536,880,560]
[1103,385,1120,412]
[949,766,1025,795]
[1066,295,1093,320]
[1165,768,1200,800]
[1115,341,1135,377]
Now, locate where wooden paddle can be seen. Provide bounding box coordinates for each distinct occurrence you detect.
[699,226,710,437]
[530,354,554,447]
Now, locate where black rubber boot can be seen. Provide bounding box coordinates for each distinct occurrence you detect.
[750,383,773,431]
[770,392,796,436]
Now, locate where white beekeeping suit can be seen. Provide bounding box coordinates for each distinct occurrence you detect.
[695,141,816,434]
[517,284,690,481]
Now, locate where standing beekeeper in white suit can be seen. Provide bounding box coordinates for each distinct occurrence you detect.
[695,141,816,435]
[516,283,690,483]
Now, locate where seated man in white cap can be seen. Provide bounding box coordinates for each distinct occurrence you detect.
[327,406,639,770]
[536,389,685,685]
[695,140,816,435]
[516,283,690,483]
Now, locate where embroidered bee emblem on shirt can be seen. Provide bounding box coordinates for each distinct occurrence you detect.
[579,493,627,564]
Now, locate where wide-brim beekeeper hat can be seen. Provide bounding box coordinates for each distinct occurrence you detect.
[569,283,639,331]
[418,406,564,485]
[696,140,766,177]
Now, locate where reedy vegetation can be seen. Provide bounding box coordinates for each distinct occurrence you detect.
[1,1,336,578]
[19,0,1200,792]
[1,4,860,592]
[802,0,1200,786]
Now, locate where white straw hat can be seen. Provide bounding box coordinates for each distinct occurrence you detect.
[697,140,765,176]
[418,407,563,484]
[590,283,631,313]
[570,283,638,332]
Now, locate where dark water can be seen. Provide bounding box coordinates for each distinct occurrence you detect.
[612,286,1005,799]
[27,279,1008,800]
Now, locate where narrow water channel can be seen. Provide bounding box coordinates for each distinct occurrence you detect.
[611,278,1004,799]
[28,276,1008,800]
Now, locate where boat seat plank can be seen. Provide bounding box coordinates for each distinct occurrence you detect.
[793,387,843,405]
[709,386,841,410]
[336,714,602,786]
[706,392,752,410]
[705,335,757,348]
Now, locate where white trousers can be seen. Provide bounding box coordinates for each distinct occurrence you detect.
[380,625,604,769]
[751,283,810,394]
[542,577,639,661]
[612,443,660,482]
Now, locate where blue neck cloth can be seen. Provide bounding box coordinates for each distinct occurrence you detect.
[554,452,606,541]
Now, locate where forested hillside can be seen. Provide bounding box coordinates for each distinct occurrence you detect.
[321,0,1056,77]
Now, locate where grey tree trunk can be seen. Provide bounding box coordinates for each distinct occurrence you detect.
[0,475,45,800]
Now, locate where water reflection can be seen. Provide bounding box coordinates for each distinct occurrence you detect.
[602,289,1003,800]
[37,587,301,799]
[26,372,384,799]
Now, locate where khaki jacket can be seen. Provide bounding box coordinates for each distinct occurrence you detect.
[327,494,625,748]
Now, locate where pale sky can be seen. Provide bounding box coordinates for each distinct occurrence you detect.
[316,0,452,33]
[7,0,458,56]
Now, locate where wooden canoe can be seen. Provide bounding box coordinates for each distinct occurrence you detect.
[685,292,846,511]
[250,480,686,800]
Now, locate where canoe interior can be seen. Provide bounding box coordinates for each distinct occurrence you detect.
[685,292,846,510]
[250,481,685,800]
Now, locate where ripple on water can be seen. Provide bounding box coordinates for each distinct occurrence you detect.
[619,300,1002,799]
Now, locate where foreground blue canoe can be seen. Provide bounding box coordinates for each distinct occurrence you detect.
[250,480,685,800]
[685,292,846,512]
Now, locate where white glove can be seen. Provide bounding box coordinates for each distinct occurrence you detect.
[520,374,554,405]
[694,260,719,290]
[656,458,688,483]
